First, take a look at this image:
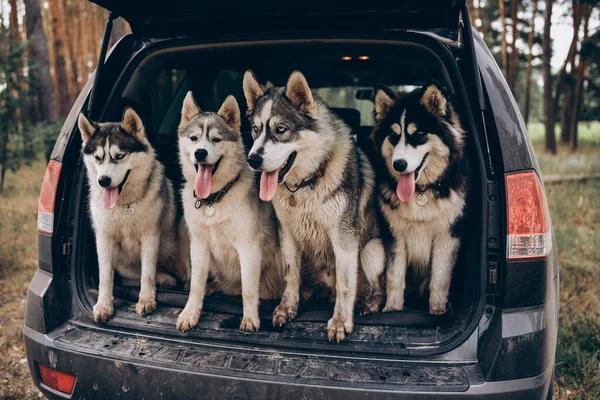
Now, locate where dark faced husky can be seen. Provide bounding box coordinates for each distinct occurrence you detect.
[243,70,385,342]
[370,83,468,314]
[79,109,189,323]
[176,93,284,333]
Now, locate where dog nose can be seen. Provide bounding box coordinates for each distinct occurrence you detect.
[247,153,263,169]
[194,149,208,162]
[98,176,112,188]
[393,159,408,173]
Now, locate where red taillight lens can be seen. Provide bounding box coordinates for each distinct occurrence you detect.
[38,160,62,235]
[505,170,552,260]
[37,363,76,395]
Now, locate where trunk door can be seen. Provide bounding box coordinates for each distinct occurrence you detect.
[89,0,465,37]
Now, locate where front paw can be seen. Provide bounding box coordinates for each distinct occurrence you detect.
[135,297,157,316]
[327,317,353,343]
[272,302,298,327]
[382,297,404,312]
[176,307,201,332]
[360,295,383,315]
[429,299,448,315]
[240,315,260,332]
[156,274,176,290]
[93,301,114,323]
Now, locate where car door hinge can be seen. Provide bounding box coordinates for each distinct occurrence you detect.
[62,239,72,257]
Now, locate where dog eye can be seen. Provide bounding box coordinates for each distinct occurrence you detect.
[115,153,126,160]
[252,125,260,134]
[94,155,102,162]
[189,136,198,142]
[212,137,222,143]
[275,126,287,134]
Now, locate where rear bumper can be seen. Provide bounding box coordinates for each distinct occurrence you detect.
[24,324,552,400]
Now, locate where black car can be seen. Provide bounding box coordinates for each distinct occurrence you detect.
[24,1,558,398]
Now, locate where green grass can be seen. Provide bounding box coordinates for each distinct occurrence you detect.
[527,121,600,146]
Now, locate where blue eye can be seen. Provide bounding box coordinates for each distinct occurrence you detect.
[275,126,287,134]
[115,153,126,160]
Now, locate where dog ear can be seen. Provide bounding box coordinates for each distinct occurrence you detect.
[421,84,447,117]
[78,113,96,143]
[181,91,200,125]
[121,107,145,140]
[217,95,241,131]
[373,85,396,121]
[243,70,265,111]
[285,71,315,113]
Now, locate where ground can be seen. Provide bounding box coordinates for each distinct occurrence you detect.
[0,125,598,399]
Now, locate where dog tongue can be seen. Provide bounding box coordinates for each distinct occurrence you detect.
[103,187,119,210]
[259,168,281,201]
[396,171,416,203]
[195,164,214,199]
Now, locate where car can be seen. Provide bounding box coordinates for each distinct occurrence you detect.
[24,1,558,398]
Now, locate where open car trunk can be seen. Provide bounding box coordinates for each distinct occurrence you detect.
[71,17,487,357]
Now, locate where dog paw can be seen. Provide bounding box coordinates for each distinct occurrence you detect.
[93,301,114,323]
[176,307,200,332]
[360,299,382,315]
[240,315,260,332]
[135,297,157,316]
[327,317,353,343]
[429,301,448,315]
[300,288,314,302]
[272,303,298,327]
[156,274,177,290]
[382,298,404,312]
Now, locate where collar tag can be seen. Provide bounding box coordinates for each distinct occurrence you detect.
[416,192,428,206]
[122,206,136,215]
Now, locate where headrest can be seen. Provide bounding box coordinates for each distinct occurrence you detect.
[331,108,361,133]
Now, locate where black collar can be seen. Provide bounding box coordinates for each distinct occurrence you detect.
[193,174,240,205]
[283,161,327,194]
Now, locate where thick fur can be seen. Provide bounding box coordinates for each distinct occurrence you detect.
[370,84,468,314]
[243,70,385,342]
[79,109,190,323]
[176,93,284,333]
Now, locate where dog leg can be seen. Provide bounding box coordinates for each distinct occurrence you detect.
[429,233,459,315]
[237,242,262,332]
[136,234,160,316]
[359,239,385,315]
[328,230,359,343]
[94,232,116,323]
[177,238,211,331]
[383,240,408,312]
[272,228,300,327]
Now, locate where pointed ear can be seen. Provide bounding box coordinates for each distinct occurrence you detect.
[285,71,315,113]
[373,85,396,121]
[217,95,241,131]
[421,84,447,117]
[121,107,145,140]
[181,91,200,125]
[78,113,96,143]
[243,70,265,110]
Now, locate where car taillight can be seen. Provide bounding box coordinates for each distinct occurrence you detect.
[38,160,62,235]
[37,363,76,395]
[505,170,552,260]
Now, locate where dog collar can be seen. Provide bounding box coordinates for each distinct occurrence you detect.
[193,174,240,208]
[283,161,327,194]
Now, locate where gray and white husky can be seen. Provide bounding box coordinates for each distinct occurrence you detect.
[243,70,385,342]
[79,109,189,323]
[176,92,284,333]
[370,83,468,314]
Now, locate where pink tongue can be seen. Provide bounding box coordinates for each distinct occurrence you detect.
[103,187,119,210]
[195,164,214,199]
[396,171,416,203]
[259,168,281,201]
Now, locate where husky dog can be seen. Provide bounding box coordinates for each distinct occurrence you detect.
[370,83,468,314]
[243,70,385,342]
[79,109,189,323]
[176,92,284,333]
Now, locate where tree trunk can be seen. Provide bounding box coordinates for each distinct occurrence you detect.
[542,0,556,154]
[467,0,476,25]
[508,0,521,92]
[24,0,58,123]
[476,0,487,43]
[63,0,81,97]
[499,0,508,79]
[524,0,538,125]
[48,0,73,117]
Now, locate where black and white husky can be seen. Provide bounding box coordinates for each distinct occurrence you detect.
[79,109,189,323]
[176,93,284,333]
[370,83,468,314]
[243,70,385,342]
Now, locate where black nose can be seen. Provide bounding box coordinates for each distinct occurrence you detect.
[393,159,408,173]
[247,153,263,169]
[194,149,208,162]
[98,176,111,188]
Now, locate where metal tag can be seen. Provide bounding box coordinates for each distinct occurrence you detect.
[416,192,428,206]
[205,205,216,218]
[195,200,203,209]
[288,195,297,207]
[122,207,136,215]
